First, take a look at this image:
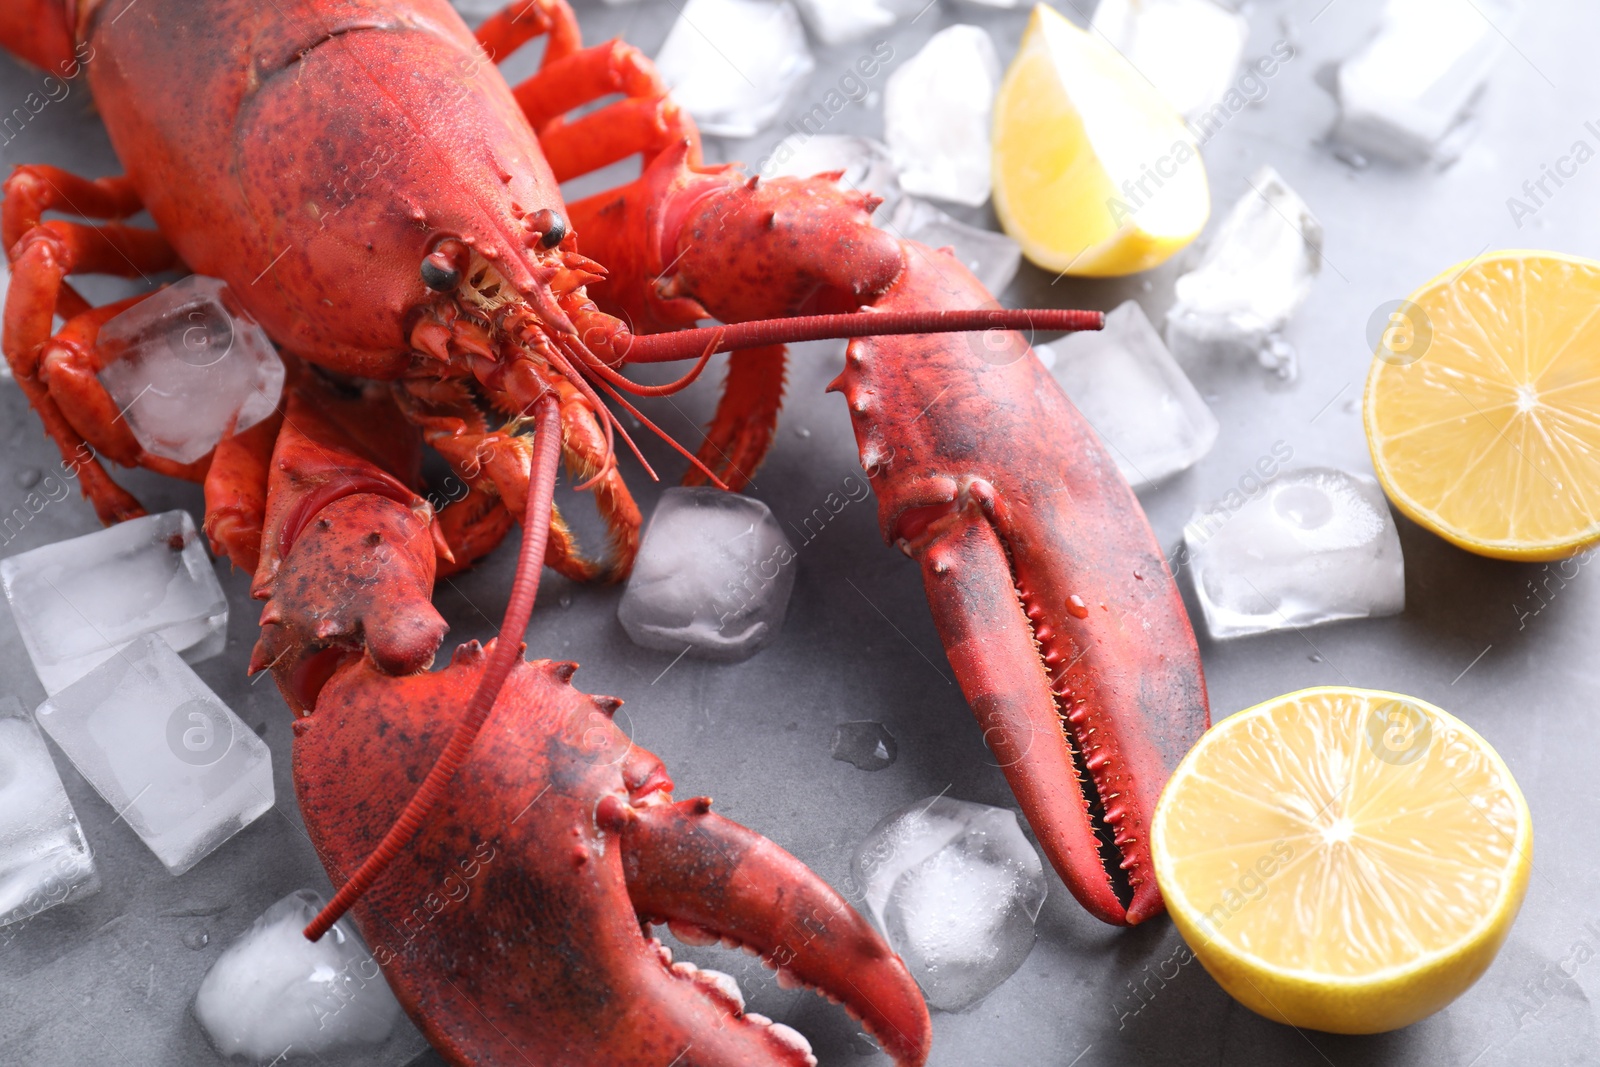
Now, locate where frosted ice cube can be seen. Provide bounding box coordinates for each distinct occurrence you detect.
[884,25,1001,207]
[194,889,403,1061]
[1335,0,1518,165]
[0,696,99,927]
[655,0,816,139]
[97,275,285,465]
[1165,166,1322,372]
[1,509,228,695]
[762,134,903,224]
[1050,300,1218,488]
[794,0,897,45]
[1092,0,1250,123]
[831,721,897,771]
[852,796,1045,1012]
[890,198,1022,295]
[35,634,273,876]
[619,488,797,661]
[1183,467,1405,639]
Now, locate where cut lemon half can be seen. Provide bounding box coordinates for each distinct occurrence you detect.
[1365,250,1600,561]
[992,4,1209,277]
[1152,687,1531,1034]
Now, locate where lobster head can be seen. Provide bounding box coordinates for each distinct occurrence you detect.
[293,646,933,1067]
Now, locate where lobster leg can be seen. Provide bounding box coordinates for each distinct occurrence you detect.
[680,345,786,492]
[204,410,284,573]
[1,169,187,522]
[474,0,581,67]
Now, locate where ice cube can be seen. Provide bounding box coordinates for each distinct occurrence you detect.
[884,25,1001,207]
[889,197,1022,296]
[1335,0,1518,165]
[35,633,273,876]
[831,721,898,771]
[1092,0,1250,123]
[852,796,1045,1011]
[1165,166,1322,373]
[1050,300,1218,488]
[1,509,228,695]
[0,696,99,927]
[654,0,816,139]
[97,275,285,465]
[0,258,11,381]
[1183,467,1405,639]
[761,134,903,224]
[618,487,797,661]
[794,0,897,45]
[194,889,403,1061]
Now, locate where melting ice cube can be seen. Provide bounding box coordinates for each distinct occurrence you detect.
[0,696,99,927]
[1335,0,1518,166]
[618,488,797,661]
[35,634,273,876]
[852,796,1045,1011]
[761,134,903,224]
[655,0,816,139]
[1183,467,1405,639]
[889,198,1023,295]
[884,25,1001,207]
[1165,166,1323,375]
[794,0,898,45]
[194,889,404,1061]
[1050,300,1218,489]
[97,275,285,465]
[831,721,898,771]
[1,509,228,695]
[1092,0,1250,123]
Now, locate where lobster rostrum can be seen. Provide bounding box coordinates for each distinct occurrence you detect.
[0,0,1209,1061]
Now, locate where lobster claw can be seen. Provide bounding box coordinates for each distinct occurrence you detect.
[293,649,931,1067]
[835,245,1210,926]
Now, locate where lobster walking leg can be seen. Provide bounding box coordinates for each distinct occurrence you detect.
[680,344,786,492]
[1,173,184,521]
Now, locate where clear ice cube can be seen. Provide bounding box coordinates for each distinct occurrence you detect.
[1,509,228,695]
[1092,0,1250,122]
[1335,0,1518,165]
[831,721,898,771]
[1050,300,1218,489]
[194,889,404,1061]
[1183,467,1406,639]
[884,25,1001,207]
[794,0,898,45]
[761,134,903,224]
[35,633,273,876]
[618,487,797,661]
[1165,166,1323,373]
[852,796,1045,1012]
[97,275,285,465]
[654,0,816,139]
[888,198,1022,295]
[0,696,99,927]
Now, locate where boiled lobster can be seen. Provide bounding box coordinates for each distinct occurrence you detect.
[1,0,1209,1062]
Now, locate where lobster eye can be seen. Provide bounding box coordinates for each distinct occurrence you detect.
[421,238,468,291]
[528,209,568,249]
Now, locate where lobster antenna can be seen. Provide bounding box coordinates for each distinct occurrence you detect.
[304,391,565,943]
[620,307,1105,364]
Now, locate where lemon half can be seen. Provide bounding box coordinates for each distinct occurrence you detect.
[1365,250,1600,561]
[1152,687,1531,1034]
[992,4,1209,277]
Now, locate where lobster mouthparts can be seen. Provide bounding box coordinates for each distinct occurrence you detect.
[293,649,932,1067]
[835,249,1211,926]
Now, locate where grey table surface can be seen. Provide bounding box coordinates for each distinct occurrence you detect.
[2,1,1597,1065]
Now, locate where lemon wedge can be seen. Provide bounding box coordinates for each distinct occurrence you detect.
[992,4,1209,277]
[1364,250,1600,561]
[1152,687,1531,1034]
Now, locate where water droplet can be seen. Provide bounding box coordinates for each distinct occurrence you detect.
[1273,484,1333,530]
[794,426,812,439]
[1066,595,1089,619]
[16,468,41,489]
[558,592,572,609]
[183,928,210,950]
[831,721,898,771]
